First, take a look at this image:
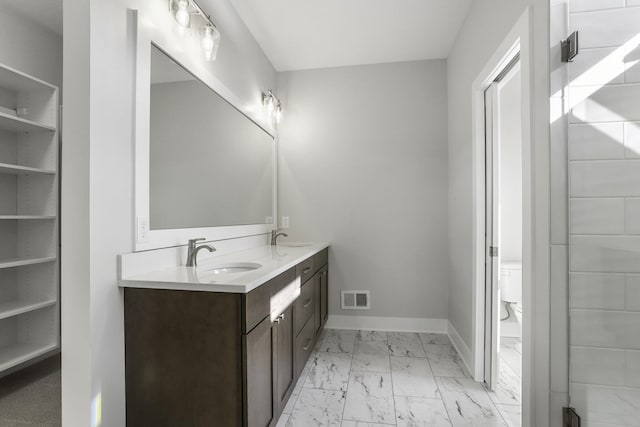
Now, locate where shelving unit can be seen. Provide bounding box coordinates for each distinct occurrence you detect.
[0,62,59,375]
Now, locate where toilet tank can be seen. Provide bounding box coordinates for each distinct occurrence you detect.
[499,262,522,304]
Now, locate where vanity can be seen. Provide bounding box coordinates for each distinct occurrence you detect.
[119,12,329,426]
[120,244,329,426]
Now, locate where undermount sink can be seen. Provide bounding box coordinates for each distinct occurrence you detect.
[199,262,262,275]
[278,242,312,247]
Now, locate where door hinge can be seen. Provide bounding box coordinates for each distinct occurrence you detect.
[489,246,499,257]
[561,31,579,62]
[563,407,581,427]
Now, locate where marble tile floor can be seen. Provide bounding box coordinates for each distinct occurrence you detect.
[494,337,522,427]
[278,329,521,427]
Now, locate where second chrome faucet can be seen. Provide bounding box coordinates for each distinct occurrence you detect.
[271,229,288,245]
[186,238,216,267]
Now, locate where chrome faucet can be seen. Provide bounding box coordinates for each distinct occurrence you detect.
[186,238,216,267]
[270,230,288,246]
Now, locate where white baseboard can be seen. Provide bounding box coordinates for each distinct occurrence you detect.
[325,315,448,333]
[447,320,474,378]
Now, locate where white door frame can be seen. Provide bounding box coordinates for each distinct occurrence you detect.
[484,82,501,391]
[470,9,537,427]
[484,59,522,392]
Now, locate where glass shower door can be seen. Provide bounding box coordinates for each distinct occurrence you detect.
[566,2,640,425]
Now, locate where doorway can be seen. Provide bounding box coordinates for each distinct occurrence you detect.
[484,56,523,425]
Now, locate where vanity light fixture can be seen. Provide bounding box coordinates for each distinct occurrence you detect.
[169,0,221,61]
[170,0,191,36]
[200,24,221,61]
[262,90,283,124]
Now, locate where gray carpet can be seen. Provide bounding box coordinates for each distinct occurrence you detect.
[0,355,61,426]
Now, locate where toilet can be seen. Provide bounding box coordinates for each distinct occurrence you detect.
[499,261,522,336]
[499,262,522,305]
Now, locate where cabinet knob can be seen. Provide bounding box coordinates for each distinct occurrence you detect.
[303,339,313,351]
[303,298,312,308]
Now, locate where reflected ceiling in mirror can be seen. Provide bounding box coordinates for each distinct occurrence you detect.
[149,45,274,230]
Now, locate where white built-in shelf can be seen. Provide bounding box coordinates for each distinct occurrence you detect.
[0,163,55,175]
[0,299,56,321]
[0,343,59,373]
[0,62,59,375]
[0,63,56,92]
[0,215,56,220]
[0,256,56,270]
[0,111,56,133]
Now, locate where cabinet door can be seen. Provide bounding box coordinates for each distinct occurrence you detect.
[244,316,275,427]
[275,305,295,414]
[314,273,322,336]
[320,266,329,328]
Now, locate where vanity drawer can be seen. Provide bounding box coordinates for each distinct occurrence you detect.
[270,267,297,299]
[243,267,295,333]
[314,248,328,270]
[295,317,315,378]
[296,256,315,285]
[294,276,315,336]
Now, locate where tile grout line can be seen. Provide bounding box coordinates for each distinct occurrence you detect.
[339,330,356,425]
[419,334,455,426]
[387,331,399,426]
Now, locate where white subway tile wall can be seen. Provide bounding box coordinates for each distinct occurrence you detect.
[569,272,626,309]
[569,0,623,13]
[568,123,624,159]
[570,198,625,234]
[568,1,640,424]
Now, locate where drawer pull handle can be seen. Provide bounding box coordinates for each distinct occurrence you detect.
[302,267,312,274]
[303,339,312,351]
[303,298,312,308]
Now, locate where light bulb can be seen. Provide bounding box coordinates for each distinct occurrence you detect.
[265,96,275,114]
[275,105,282,123]
[200,24,220,61]
[173,0,191,35]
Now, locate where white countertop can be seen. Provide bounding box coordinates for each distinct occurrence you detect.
[118,242,329,293]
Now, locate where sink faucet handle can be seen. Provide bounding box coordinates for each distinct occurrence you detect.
[188,237,206,247]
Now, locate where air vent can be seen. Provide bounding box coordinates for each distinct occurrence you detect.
[341,291,370,310]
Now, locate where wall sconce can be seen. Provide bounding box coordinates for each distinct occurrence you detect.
[263,90,283,124]
[169,0,221,61]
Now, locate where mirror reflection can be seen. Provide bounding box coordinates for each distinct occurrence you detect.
[149,44,274,230]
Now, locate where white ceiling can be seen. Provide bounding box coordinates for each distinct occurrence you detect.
[229,0,472,71]
[0,0,62,36]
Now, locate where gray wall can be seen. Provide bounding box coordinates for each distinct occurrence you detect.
[277,60,450,320]
[0,8,62,87]
[447,0,533,352]
[62,0,277,424]
[447,0,552,423]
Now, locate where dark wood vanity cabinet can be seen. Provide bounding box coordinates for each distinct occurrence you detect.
[318,265,329,329]
[124,248,328,427]
[244,315,276,427]
[313,250,329,335]
[274,304,295,414]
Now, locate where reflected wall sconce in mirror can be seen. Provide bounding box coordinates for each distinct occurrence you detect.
[169,0,221,61]
[262,90,283,124]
